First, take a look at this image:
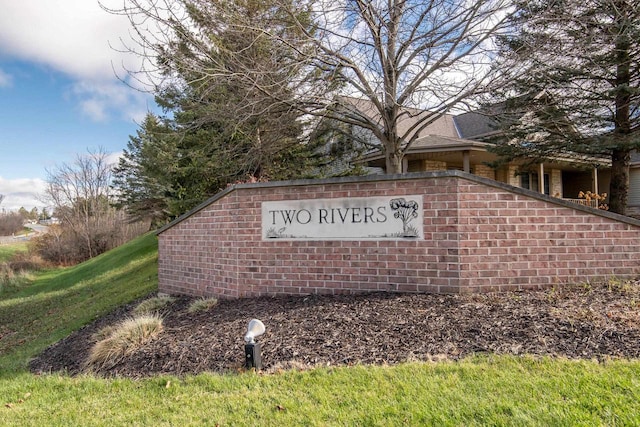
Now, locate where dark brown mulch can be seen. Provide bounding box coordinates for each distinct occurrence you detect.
[29,282,640,378]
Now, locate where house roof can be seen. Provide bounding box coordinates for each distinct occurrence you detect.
[453,111,500,140]
[337,96,502,142]
[336,96,461,140]
[409,134,492,152]
[333,96,611,171]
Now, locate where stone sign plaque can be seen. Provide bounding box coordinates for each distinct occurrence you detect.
[262,195,423,240]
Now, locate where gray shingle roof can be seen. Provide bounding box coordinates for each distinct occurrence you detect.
[453,111,500,140]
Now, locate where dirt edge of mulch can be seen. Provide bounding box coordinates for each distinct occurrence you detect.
[29,281,640,379]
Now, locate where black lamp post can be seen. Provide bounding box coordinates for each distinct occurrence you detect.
[244,319,265,370]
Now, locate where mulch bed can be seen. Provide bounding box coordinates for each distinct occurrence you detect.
[29,282,640,378]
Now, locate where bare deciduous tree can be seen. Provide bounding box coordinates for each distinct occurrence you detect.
[105,0,514,173]
[44,148,115,259]
[0,212,23,236]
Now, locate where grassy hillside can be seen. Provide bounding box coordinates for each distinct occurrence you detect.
[0,233,158,373]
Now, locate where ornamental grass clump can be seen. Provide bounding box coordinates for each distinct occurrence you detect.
[86,314,163,371]
[133,295,175,315]
[188,297,219,313]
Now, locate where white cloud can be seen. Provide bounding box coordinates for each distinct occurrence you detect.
[0,177,47,211]
[70,79,151,123]
[0,68,12,87]
[106,151,124,167]
[0,0,152,122]
[79,98,109,122]
[0,1,132,80]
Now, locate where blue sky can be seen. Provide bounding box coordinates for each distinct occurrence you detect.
[0,0,155,211]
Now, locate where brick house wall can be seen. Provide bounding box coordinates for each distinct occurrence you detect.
[157,171,640,298]
[551,169,562,196]
[473,164,496,180]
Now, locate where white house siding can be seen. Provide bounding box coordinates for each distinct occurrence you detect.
[628,168,640,215]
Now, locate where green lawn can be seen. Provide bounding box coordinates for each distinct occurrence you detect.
[0,242,27,263]
[1,357,639,426]
[1,233,638,426]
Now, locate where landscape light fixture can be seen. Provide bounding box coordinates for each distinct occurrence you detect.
[244,319,265,370]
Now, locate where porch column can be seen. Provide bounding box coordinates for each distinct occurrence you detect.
[593,167,599,194]
[463,150,470,173]
[402,157,408,173]
[538,163,545,194]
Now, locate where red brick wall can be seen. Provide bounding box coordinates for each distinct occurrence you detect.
[157,172,640,298]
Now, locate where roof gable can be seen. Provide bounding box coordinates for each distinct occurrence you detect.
[453,111,500,140]
[336,97,461,141]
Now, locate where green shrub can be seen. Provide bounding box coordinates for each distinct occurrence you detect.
[187,297,219,313]
[86,314,163,370]
[133,295,175,315]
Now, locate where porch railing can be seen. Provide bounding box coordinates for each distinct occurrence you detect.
[564,198,599,208]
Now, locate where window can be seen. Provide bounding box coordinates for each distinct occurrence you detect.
[520,172,550,195]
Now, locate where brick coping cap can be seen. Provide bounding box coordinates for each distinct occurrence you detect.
[156,170,640,235]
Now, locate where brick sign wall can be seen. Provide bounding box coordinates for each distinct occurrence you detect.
[157,171,640,298]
